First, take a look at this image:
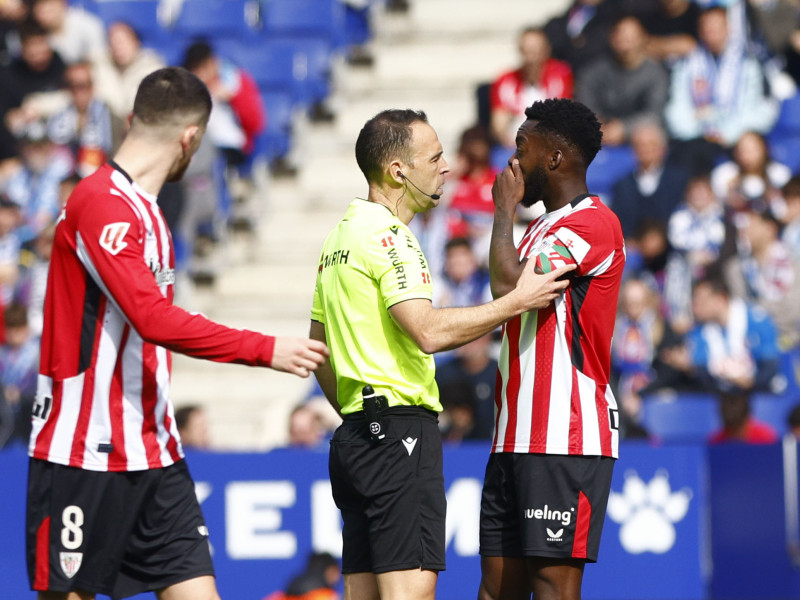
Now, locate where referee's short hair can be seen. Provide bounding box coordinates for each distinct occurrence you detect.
[524,98,602,167]
[132,67,212,130]
[355,109,428,184]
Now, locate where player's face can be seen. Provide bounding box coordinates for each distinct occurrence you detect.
[514,121,550,207]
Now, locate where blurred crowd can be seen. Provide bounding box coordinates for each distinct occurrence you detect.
[5,0,800,451]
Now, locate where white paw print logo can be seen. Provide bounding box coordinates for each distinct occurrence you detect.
[607,470,692,554]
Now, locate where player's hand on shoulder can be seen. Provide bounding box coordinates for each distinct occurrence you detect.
[514,261,576,310]
[271,337,329,378]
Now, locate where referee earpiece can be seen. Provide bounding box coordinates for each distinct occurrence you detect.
[397,172,405,179]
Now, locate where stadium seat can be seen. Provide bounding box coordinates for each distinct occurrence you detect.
[92,0,169,45]
[751,393,795,435]
[261,0,346,47]
[216,39,298,94]
[258,89,295,160]
[172,0,258,39]
[768,135,800,174]
[586,144,637,197]
[770,92,800,139]
[640,392,721,443]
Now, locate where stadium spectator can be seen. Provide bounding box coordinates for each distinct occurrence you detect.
[543,0,620,77]
[636,0,701,65]
[663,173,730,330]
[624,218,670,293]
[26,67,327,600]
[4,118,72,243]
[709,390,779,444]
[725,200,800,355]
[93,21,165,126]
[288,403,328,449]
[576,15,669,146]
[781,175,800,261]
[436,333,497,441]
[182,40,265,168]
[29,0,106,64]
[789,403,800,439]
[0,18,67,159]
[447,124,500,260]
[489,27,573,151]
[13,221,54,337]
[612,278,663,438]
[47,61,115,177]
[684,276,781,395]
[433,236,491,309]
[174,404,211,450]
[0,303,38,446]
[610,120,689,241]
[309,109,572,600]
[710,130,791,213]
[0,0,27,66]
[263,551,341,600]
[483,99,623,600]
[0,193,22,306]
[664,5,779,174]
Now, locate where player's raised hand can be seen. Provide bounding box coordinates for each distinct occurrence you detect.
[513,261,576,311]
[492,158,525,212]
[271,337,329,377]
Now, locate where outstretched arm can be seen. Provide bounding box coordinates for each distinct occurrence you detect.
[389,260,574,354]
[271,335,329,378]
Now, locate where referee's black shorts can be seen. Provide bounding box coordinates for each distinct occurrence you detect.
[329,406,446,575]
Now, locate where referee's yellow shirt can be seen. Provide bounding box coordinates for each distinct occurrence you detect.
[311,199,442,415]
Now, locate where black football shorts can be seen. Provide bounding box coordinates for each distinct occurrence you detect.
[26,458,214,598]
[329,406,447,574]
[479,452,615,562]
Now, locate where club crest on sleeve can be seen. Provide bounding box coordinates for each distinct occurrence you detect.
[99,222,130,255]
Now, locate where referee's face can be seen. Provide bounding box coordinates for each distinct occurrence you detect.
[405,121,449,213]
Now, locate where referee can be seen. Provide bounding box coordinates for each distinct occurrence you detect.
[309,109,574,600]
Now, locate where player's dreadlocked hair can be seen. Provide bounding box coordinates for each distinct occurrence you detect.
[524,99,602,167]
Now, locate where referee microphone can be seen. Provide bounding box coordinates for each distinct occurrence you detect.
[398,172,440,200]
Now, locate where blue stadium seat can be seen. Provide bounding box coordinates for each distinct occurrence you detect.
[770,93,800,139]
[216,39,298,94]
[768,135,800,174]
[751,393,795,435]
[640,392,721,443]
[258,89,294,160]
[267,35,332,104]
[261,0,346,47]
[172,0,258,39]
[586,144,637,196]
[92,0,169,45]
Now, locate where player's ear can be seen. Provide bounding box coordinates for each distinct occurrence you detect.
[549,150,563,170]
[181,124,202,152]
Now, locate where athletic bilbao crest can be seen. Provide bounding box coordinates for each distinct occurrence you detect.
[59,552,83,578]
[99,222,130,255]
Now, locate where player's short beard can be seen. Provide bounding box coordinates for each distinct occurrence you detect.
[521,164,548,207]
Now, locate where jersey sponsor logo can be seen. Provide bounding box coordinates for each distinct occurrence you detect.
[319,249,351,272]
[546,527,564,542]
[59,552,83,578]
[32,395,53,420]
[387,247,408,290]
[154,266,175,287]
[524,504,574,526]
[402,437,418,456]
[99,222,130,255]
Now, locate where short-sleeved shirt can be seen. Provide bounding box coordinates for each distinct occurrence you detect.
[311,199,442,415]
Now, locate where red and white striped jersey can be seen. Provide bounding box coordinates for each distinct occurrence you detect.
[30,163,276,472]
[493,194,625,458]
